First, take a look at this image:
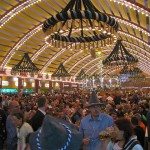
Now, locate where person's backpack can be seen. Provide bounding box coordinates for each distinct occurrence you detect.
[123,139,141,150]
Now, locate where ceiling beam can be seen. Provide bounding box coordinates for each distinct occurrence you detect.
[1,4,149,68]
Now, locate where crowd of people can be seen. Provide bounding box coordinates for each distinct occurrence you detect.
[0,88,149,150]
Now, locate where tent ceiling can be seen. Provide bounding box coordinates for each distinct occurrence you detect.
[0,0,150,77]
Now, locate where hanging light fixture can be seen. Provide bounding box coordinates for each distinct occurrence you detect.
[43,0,119,50]
[119,65,129,75]
[11,53,39,75]
[131,67,142,75]
[76,69,88,80]
[129,74,145,80]
[128,67,144,80]
[51,63,70,77]
[119,66,145,81]
[102,40,138,67]
[119,66,142,76]
[128,70,145,81]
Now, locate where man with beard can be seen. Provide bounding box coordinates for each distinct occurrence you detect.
[79,91,114,150]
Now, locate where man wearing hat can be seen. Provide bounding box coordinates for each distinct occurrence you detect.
[79,91,114,150]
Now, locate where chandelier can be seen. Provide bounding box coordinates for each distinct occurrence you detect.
[119,66,145,81]
[11,53,39,75]
[102,40,138,67]
[43,0,119,50]
[51,63,70,77]
[76,69,88,80]
[119,65,129,75]
[129,74,145,80]
[119,66,142,76]
[131,67,142,75]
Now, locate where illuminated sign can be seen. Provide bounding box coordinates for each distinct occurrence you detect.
[13,77,18,81]
[72,84,78,87]
[45,84,49,88]
[24,82,26,87]
[2,81,9,86]
[32,83,35,87]
[1,88,18,93]
[55,82,60,87]
[15,82,26,87]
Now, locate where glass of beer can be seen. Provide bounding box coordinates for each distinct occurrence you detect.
[99,128,114,140]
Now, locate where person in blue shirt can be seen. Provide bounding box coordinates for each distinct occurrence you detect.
[79,91,114,150]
